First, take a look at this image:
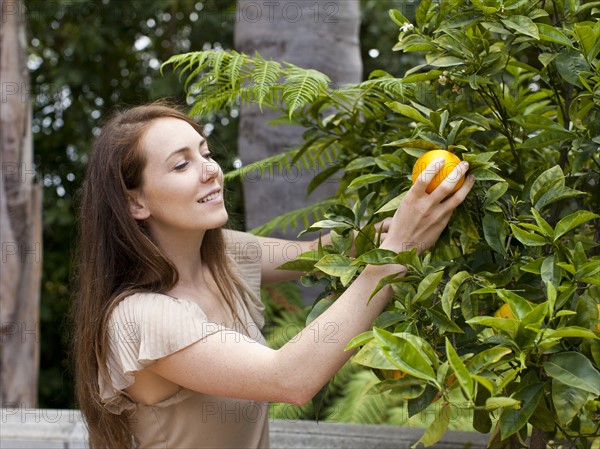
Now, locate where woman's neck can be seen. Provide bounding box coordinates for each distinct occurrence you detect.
[150,227,207,288]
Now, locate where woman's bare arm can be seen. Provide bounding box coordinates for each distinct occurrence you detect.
[149,160,474,404]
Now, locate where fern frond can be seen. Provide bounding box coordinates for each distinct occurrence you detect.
[224,151,293,182]
[226,51,248,88]
[164,50,338,118]
[252,56,282,110]
[326,370,396,424]
[283,65,331,117]
[210,50,229,81]
[250,198,337,236]
[358,76,409,99]
[225,142,339,182]
[160,52,196,75]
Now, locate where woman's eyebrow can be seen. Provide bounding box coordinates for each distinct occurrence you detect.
[164,138,207,162]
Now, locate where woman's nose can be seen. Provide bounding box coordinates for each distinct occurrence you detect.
[200,160,221,182]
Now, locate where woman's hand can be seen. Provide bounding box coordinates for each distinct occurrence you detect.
[380,158,474,254]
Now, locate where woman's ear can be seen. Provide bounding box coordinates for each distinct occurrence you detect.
[127,189,150,221]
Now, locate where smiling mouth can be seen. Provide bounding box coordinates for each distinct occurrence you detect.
[198,190,221,203]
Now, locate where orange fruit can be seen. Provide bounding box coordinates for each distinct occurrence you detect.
[381,369,408,380]
[411,149,465,194]
[391,370,408,380]
[446,373,457,387]
[494,303,514,319]
[596,304,600,332]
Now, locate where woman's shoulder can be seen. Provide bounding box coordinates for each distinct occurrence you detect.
[223,229,261,259]
[110,292,208,328]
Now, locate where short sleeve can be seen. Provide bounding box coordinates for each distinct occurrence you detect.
[223,230,265,329]
[99,293,222,414]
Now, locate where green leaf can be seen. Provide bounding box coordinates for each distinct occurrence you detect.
[386,101,432,125]
[408,384,440,417]
[539,52,557,67]
[352,249,398,266]
[347,174,390,192]
[412,270,444,304]
[373,328,438,384]
[497,289,533,319]
[306,296,335,324]
[467,347,512,374]
[425,54,464,67]
[521,129,575,149]
[536,186,584,211]
[530,208,554,238]
[445,338,474,400]
[394,249,421,270]
[501,16,539,39]
[371,377,426,397]
[412,403,452,448]
[441,271,470,318]
[530,166,563,206]
[277,251,319,271]
[389,8,410,27]
[302,219,353,234]
[554,210,599,240]
[510,224,548,246]
[541,255,561,285]
[545,281,557,319]
[345,331,374,350]
[543,327,599,340]
[574,23,598,61]
[485,397,520,411]
[543,352,600,395]
[522,302,548,328]
[425,308,464,334]
[536,23,574,48]
[415,0,431,28]
[467,316,519,336]
[483,182,508,209]
[483,212,508,255]
[352,339,397,370]
[314,254,358,286]
[520,258,543,275]
[576,260,600,285]
[552,379,591,427]
[473,388,492,433]
[499,383,544,440]
[555,49,590,86]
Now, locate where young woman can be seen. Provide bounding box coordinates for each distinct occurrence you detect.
[73,103,474,449]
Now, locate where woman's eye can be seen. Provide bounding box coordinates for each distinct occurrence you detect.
[202,152,213,160]
[174,161,189,171]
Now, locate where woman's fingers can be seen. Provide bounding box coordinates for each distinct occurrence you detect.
[411,157,446,195]
[442,173,475,209]
[380,159,474,253]
[429,161,470,202]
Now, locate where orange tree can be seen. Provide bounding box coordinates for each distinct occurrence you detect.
[164,0,600,447]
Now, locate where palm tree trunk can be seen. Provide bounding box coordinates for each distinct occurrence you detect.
[1,0,43,408]
[234,0,362,236]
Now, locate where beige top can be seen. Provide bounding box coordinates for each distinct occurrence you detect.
[100,230,270,449]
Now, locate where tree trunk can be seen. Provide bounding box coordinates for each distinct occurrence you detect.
[234,0,362,237]
[1,0,43,408]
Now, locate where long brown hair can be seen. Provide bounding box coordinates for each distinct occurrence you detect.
[72,103,246,449]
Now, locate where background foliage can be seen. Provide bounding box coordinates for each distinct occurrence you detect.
[165,0,600,447]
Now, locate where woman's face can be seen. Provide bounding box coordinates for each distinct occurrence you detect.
[129,117,228,235]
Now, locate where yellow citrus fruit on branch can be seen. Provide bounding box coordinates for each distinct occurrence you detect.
[494,303,514,319]
[412,149,465,194]
[391,370,408,380]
